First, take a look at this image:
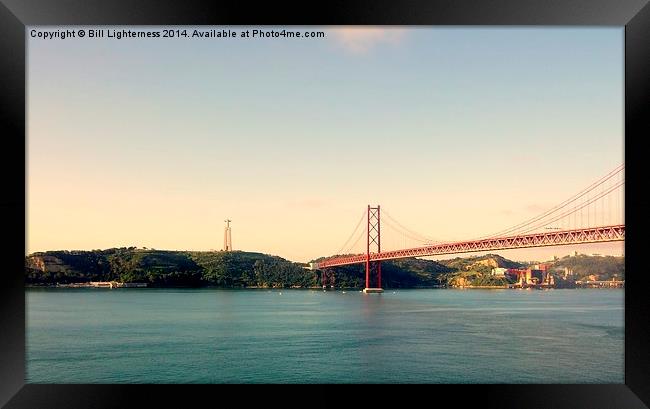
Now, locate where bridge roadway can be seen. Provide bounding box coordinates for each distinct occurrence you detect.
[315,224,625,269]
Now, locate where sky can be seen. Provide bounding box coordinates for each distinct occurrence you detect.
[27,27,624,262]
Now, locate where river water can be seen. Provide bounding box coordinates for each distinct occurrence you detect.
[26,288,624,383]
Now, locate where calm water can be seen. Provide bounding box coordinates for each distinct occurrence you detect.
[26,288,624,383]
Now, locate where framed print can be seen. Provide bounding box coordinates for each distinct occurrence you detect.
[1,0,649,407]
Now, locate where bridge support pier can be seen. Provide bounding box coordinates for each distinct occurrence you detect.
[363,287,384,293]
[364,205,383,293]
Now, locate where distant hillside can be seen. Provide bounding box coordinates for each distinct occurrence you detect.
[26,248,315,288]
[437,254,523,274]
[313,253,530,288]
[546,254,624,281]
[27,249,620,289]
[318,258,455,288]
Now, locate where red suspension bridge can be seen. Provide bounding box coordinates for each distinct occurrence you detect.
[314,164,625,293]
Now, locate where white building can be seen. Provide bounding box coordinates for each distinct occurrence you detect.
[491,267,507,276]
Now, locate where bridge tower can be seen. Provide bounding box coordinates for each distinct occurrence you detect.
[364,205,383,293]
[223,219,232,251]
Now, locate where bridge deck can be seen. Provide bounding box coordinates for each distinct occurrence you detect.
[316,225,624,269]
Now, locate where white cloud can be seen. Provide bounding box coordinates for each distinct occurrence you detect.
[329,27,407,54]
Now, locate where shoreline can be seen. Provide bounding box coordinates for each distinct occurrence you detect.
[25,284,623,290]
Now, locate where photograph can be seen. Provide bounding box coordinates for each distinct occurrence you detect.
[1,1,649,408]
[24,26,625,384]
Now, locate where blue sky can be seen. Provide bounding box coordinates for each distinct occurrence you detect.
[27,27,624,261]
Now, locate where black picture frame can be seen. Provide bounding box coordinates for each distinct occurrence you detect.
[1,0,648,407]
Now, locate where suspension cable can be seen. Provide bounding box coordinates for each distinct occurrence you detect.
[476,163,624,239]
[516,181,624,235]
[335,209,367,255]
